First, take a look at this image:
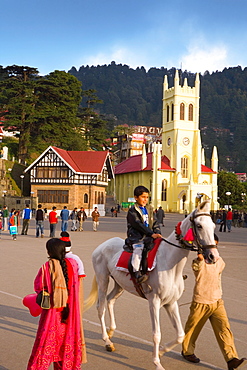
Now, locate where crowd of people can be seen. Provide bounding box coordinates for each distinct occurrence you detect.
[0,204,102,239]
[211,209,247,232]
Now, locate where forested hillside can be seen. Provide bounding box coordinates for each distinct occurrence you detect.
[69,63,247,172]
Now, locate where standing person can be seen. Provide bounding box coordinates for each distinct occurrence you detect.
[226,208,233,232]
[70,207,78,231]
[60,206,69,232]
[219,209,227,232]
[49,206,58,237]
[125,185,162,283]
[27,238,85,369]
[156,206,165,227]
[35,204,44,238]
[21,204,32,235]
[91,207,100,232]
[182,237,246,370]
[111,207,114,217]
[2,205,8,231]
[60,232,86,278]
[9,210,19,241]
[77,207,87,231]
[233,210,239,227]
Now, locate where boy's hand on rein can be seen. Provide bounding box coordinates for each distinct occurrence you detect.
[152,233,162,239]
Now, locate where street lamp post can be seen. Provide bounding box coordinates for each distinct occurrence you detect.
[225,191,231,210]
[30,191,34,214]
[20,175,24,196]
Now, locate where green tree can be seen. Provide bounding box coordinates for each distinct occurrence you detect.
[0,67,83,161]
[77,89,109,150]
[217,171,245,208]
[0,65,39,163]
[31,70,83,152]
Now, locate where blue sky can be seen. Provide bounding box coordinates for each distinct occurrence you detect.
[1,0,247,75]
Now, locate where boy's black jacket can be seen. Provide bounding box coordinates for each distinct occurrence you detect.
[125,203,161,248]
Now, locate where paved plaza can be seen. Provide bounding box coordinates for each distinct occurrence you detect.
[0,212,246,370]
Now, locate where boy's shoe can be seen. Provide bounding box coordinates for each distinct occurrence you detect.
[227,358,247,370]
[134,271,148,284]
[181,352,200,363]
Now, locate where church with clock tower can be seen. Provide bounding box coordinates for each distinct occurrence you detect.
[113,71,219,213]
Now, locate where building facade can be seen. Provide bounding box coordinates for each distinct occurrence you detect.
[112,71,219,213]
[24,146,114,214]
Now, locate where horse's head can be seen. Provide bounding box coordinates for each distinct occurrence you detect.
[189,200,219,264]
[176,200,219,264]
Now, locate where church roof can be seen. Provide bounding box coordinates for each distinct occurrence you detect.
[114,153,216,175]
[201,164,216,173]
[114,152,175,174]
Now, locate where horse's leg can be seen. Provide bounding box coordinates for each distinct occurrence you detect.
[148,296,165,370]
[106,280,124,339]
[159,301,185,356]
[96,275,116,352]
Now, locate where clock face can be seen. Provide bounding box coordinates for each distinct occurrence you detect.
[167,137,171,146]
[183,137,190,145]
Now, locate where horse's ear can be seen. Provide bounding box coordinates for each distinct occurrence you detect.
[197,199,210,213]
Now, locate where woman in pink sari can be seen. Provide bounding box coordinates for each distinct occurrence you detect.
[27,238,84,370]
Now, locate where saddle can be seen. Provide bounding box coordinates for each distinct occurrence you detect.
[116,239,162,297]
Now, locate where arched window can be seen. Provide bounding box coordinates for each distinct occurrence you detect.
[84,193,88,203]
[181,157,188,178]
[188,104,193,121]
[166,105,169,122]
[180,103,185,120]
[171,103,174,121]
[161,180,167,201]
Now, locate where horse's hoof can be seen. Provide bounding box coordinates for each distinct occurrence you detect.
[106,344,115,352]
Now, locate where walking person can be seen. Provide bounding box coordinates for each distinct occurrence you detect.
[182,236,246,370]
[77,207,87,231]
[226,208,233,232]
[9,210,19,241]
[70,207,78,231]
[60,206,69,232]
[35,204,44,238]
[49,206,58,237]
[27,238,85,369]
[219,209,227,232]
[156,206,165,227]
[21,204,32,235]
[2,205,8,231]
[92,207,100,231]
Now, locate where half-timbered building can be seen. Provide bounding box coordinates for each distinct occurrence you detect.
[24,146,114,214]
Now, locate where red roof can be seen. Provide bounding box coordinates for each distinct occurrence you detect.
[201,164,216,173]
[115,152,175,174]
[115,153,215,175]
[52,146,109,174]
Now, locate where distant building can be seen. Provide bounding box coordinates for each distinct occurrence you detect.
[24,146,114,214]
[111,71,219,213]
[111,125,162,165]
[235,173,246,182]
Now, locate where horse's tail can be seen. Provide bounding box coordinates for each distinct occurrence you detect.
[84,275,98,312]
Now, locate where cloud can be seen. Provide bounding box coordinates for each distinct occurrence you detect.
[180,43,229,73]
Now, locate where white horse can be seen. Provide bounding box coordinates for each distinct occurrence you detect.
[85,200,218,370]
